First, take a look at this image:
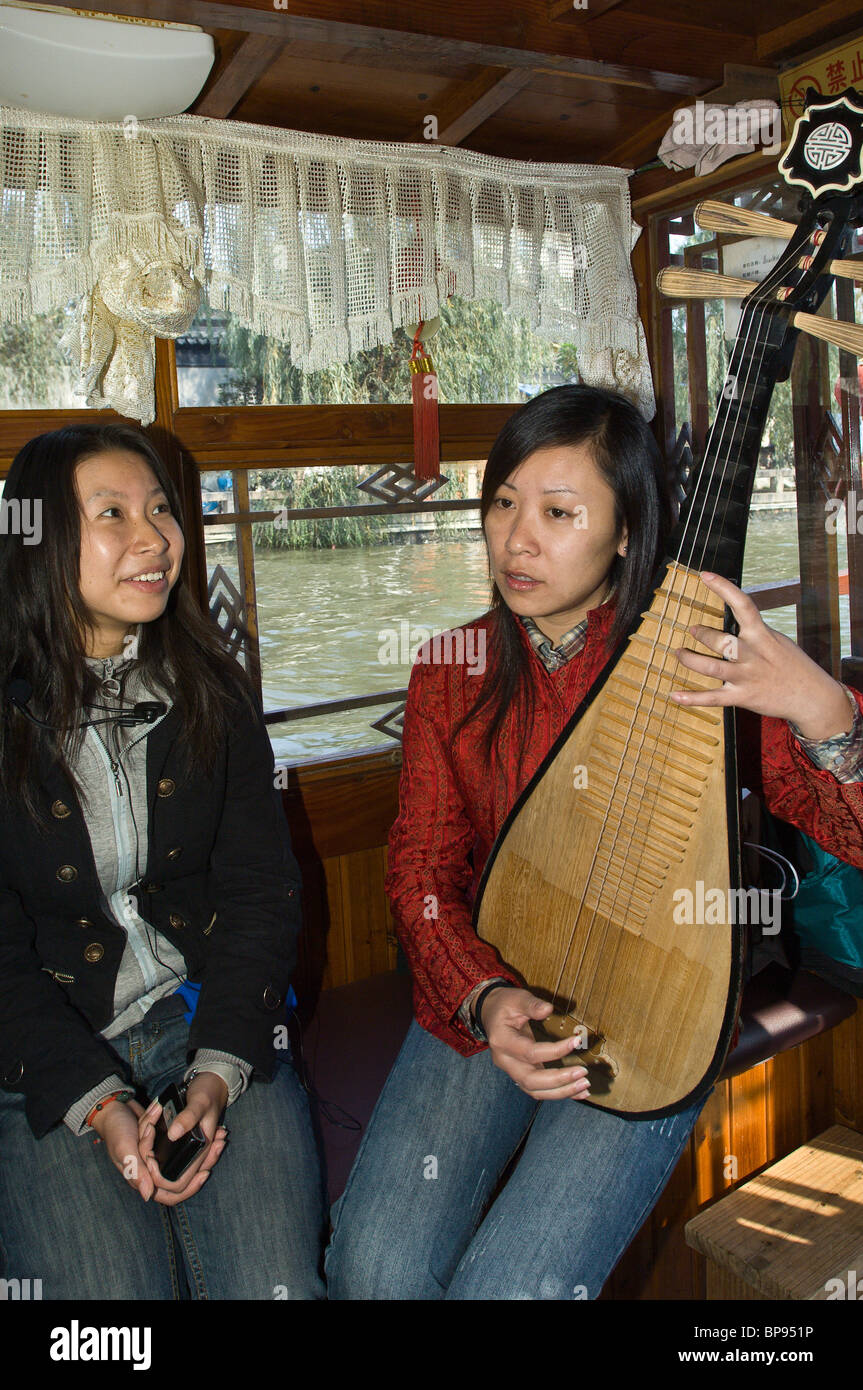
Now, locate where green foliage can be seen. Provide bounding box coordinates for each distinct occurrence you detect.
[250,464,481,550]
[216,310,411,405]
[0,307,77,408]
[436,297,561,403]
[251,468,392,549]
[214,296,569,408]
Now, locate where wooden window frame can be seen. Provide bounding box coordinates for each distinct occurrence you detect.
[634,155,863,690]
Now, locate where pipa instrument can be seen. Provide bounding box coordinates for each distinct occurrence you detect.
[475,88,863,1116]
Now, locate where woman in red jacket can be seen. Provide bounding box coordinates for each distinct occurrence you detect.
[326,385,863,1301]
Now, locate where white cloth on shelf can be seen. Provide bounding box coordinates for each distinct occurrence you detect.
[658,99,781,178]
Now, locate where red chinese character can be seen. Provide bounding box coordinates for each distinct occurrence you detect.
[826,59,847,92]
[851,50,863,84]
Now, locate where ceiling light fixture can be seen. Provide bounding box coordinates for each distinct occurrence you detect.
[0,1,214,119]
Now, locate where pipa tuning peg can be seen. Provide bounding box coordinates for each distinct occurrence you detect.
[695,199,795,241]
[656,267,758,300]
[793,312,863,356]
[817,256,863,283]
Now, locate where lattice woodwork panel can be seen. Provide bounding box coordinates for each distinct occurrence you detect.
[816,409,845,499]
[357,462,448,504]
[371,701,406,741]
[669,420,695,513]
[207,562,246,660]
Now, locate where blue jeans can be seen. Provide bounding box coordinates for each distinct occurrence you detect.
[0,994,325,1300]
[326,1020,704,1300]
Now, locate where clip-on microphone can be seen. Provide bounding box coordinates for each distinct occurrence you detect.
[6,678,166,732]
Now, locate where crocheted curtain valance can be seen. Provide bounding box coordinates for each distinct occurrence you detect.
[0,105,654,424]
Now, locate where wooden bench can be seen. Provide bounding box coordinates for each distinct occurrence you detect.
[685,1125,863,1299]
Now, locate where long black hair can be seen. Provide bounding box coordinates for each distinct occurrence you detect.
[461,384,674,759]
[0,423,256,822]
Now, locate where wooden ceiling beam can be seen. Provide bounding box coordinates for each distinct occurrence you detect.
[70,2,713,94]
[549,0,629,19]
[263,41,474,79]
[605,104,680,168]
[529,63,682,92]
[195,32,284,117]
[552,2,752,43]
[757,0,863,60]
[436,68,534,144]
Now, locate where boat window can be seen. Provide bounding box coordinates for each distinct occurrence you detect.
[177,295,567,407]
[202,462,487,763]
[182,294,576,765]
[652,174,863,680]
[0,306,85,409]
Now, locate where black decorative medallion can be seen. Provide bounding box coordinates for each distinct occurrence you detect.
[778,87,863,199]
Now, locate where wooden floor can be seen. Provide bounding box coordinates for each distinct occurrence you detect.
[282,747,863,1300]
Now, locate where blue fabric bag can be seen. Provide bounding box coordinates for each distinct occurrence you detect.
[786,830,863,997]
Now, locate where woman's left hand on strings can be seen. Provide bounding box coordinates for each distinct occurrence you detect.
[671,571,854,741]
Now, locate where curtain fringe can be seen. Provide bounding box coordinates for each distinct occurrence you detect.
[0,107,654,421]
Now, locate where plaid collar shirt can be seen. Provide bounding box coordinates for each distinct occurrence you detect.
[520,614,591,672]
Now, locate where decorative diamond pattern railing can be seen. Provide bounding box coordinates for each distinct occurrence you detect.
[357,462,448,504]
[207,563,246,661]
[370,701,407,742]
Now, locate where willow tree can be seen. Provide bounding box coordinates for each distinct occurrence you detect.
[212,295,566,407]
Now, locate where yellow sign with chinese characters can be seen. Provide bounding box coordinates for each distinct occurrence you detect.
[779,35,863,134]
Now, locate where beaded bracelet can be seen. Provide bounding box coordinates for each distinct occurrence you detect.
[85,1089,135,1130]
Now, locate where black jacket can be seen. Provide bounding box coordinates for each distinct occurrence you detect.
[0,696,301,1137]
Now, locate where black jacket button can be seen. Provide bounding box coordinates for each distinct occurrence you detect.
[167,847,182,861]
[1,1061,23,1085]
[83,943,104,963]
[157,778,175,797]
[263,986,283,1011]
[57,865,78,883]
[143,883,163,893]
[51,800,71,819]
[169,913,188,930]
[75,917,95,929]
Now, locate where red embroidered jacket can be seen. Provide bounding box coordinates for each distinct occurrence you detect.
[386,601,863,1056]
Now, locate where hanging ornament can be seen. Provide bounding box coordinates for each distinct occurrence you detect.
[407,317,441,481]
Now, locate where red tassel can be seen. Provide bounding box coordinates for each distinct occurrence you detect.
[410,324,440,481]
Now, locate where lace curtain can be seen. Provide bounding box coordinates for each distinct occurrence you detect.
[0,105,654,423]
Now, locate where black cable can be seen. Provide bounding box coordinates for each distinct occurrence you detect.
[285,1006,361,1133]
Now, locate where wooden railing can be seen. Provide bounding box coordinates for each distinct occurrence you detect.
[747,568,849,624]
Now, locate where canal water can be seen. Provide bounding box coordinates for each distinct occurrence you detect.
[210,509,850,762]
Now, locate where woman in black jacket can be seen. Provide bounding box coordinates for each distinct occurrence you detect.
[0,423,324,1299]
